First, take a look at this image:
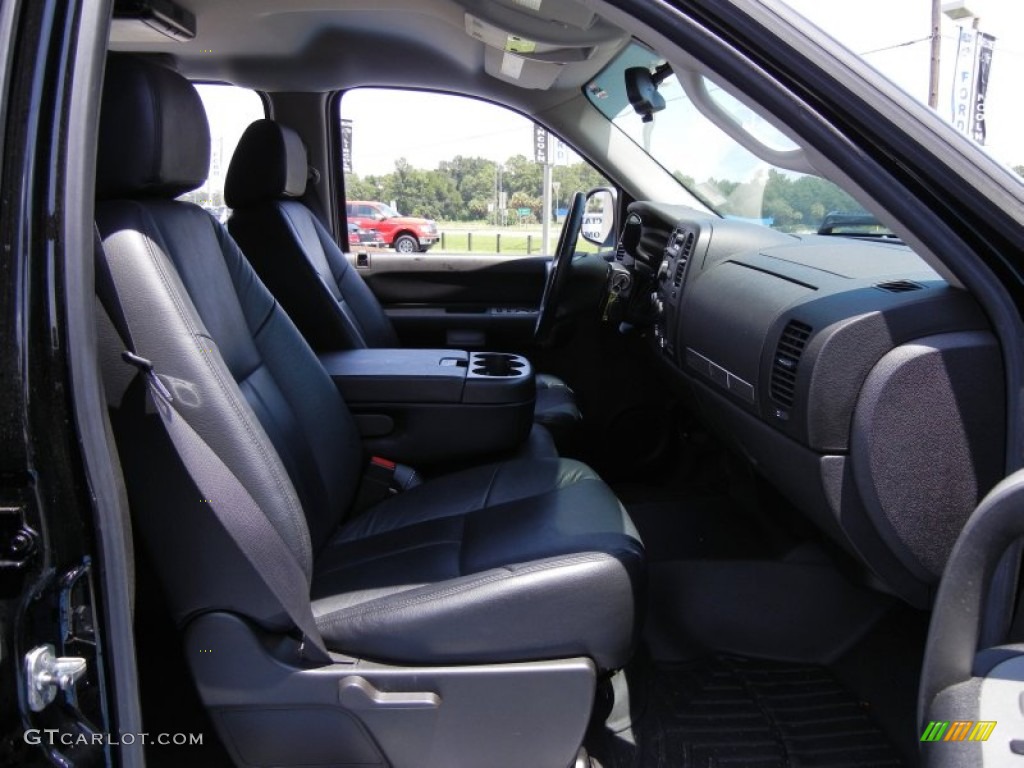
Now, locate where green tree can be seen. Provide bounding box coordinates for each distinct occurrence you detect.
[386,158,443,218]
[502,154,542,199]
[553,162,607,199]
[761,169,860,231]
[509,190,541,220]
[419,169,460,220]
[763,196,801,229]
[706,177,740,199]
[340,153,610,224]
[344,173,383,201]
[435,156,497,220]
[672,171,696,189]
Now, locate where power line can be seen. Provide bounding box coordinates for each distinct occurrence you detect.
[861,32,1024,60]
[859,35,932,56]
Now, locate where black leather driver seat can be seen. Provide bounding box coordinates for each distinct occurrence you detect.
[224,119,582,432]
[94,55,643,766]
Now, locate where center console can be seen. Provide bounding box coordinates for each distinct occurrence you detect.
[319,349,535,465]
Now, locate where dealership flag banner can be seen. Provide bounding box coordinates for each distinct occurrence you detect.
[972,33,995,145]
[341,118,354,173]
[951,27,996,145]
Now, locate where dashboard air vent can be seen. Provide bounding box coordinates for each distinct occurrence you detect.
[617,213,642,263]
[672,231,695,288]
[770,320,812,407]
[876,280,923,293]
[672,262,684,286]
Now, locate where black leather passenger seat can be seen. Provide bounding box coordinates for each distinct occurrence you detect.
[311,457,641,668]
[94,54,643,767]
[224,118,583,433]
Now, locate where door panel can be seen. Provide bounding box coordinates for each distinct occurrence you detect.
[351,253,549,348]
[918,469,1024,766]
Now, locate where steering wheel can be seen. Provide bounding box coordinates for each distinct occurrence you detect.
[535,191,586,343]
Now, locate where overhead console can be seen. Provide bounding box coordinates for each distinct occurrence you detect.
[614,202,1005,606]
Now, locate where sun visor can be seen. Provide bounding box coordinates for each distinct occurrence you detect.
[483,46,564,89]
[467,12,601,89]
[466,14,590,59]
[490,0,598,30]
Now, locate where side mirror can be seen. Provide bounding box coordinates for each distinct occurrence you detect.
[580,187,617,248]
[625,66,665,123]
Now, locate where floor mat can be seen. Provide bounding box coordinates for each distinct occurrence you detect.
[589,656,906,768]
[622,497,768,562]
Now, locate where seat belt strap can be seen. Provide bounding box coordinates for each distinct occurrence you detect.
[93,226,332,665]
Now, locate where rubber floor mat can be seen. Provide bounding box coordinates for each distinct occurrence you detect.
[589,656,906,768]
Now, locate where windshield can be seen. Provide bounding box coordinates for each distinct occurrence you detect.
[586,42,880,236]
[378,203,402,218]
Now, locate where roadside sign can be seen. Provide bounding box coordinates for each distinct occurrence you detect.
[533,125,549,164]
[553,138,569,166]
[533,126,570,165]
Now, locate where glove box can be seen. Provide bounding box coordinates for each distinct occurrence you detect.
[319,349,535,465]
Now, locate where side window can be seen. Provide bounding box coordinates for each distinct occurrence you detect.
[178,84,265,222]
[338,88,610,256]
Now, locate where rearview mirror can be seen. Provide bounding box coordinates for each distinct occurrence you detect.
[581,188,616,248]
[625,66,665,123]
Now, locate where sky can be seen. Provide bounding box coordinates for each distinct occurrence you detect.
[342,90,541,177]
[784,0,1024,168]
[339,0,1024,177]
[198,0,1024,184]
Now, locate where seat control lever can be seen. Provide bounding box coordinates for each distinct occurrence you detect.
[339,675,441,710]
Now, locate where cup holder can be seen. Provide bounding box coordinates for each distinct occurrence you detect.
[470,352,527,378]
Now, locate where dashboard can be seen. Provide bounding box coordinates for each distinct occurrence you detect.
[611,202,1006,606]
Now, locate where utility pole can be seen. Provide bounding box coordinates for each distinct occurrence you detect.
[533,124,555,252]
[928,0,941,108]
[494,164,504,227]
[541,161,552,253]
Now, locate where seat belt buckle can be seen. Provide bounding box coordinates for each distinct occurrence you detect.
[369,456,420,494]
[353,457,421,513]
[370,456,396,472]
[366,456,398,496]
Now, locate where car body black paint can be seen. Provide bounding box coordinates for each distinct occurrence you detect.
[0,1,112,764]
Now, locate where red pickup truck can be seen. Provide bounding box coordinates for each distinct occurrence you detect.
[346,201,440,253]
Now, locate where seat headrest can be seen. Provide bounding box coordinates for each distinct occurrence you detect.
[97,55,210,200]
[224,119,308,209]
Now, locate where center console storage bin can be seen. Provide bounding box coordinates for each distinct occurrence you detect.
[320,349,535,465]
